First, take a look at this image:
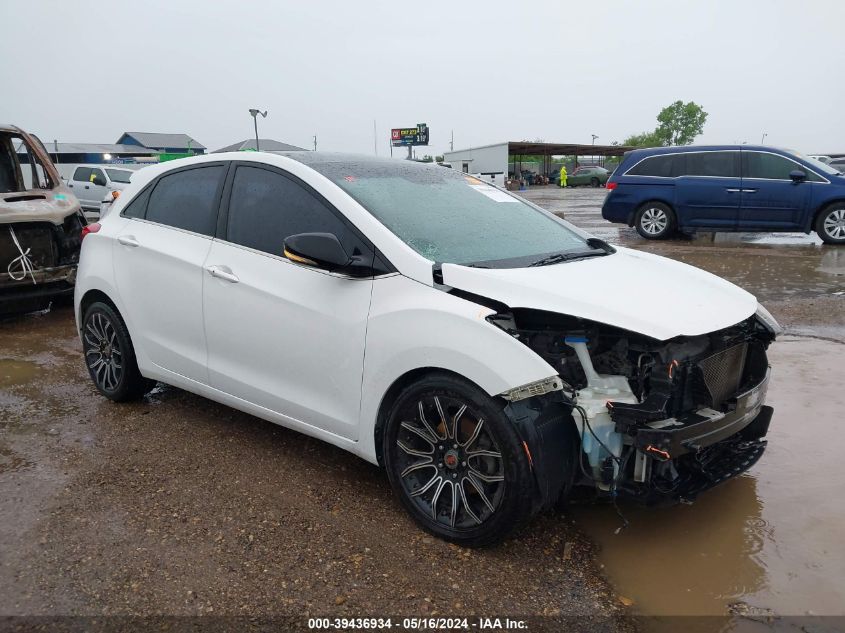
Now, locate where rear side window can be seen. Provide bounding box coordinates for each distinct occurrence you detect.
[122,186,152,219]
[682,151,739,178]
[226,165,368,258]
[742,152,821,181]
[626,154,676,177]
[146,165,224,236]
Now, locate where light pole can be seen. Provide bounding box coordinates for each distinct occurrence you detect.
[248,109,268,150]
[761,133,767,144]
[591,134,599,165]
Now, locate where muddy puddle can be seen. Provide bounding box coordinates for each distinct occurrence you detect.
[573,337,845,618]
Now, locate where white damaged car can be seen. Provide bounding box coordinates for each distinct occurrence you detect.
[75,153,779,545]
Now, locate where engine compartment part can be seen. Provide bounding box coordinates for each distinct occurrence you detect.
[487,306,776,504]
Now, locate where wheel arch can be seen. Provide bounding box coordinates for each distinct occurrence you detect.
[628,197,676,227]
[371,367,490,467]
[808,198,845,233]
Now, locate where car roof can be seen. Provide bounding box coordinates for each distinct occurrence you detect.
[626,144,795,158]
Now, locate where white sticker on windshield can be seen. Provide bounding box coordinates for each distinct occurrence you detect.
[468,184,518,202]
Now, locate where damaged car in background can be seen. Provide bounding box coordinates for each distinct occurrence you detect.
[75,153,778,546]
[1,124,85,316]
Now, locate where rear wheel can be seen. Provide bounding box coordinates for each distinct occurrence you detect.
[590,177,600,188]
[635,202,676,239]
[815,204,845,244]
[82,301,151,401]
[383,374,534,547]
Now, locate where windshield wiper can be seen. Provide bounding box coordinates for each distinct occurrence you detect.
[528,240,615,267]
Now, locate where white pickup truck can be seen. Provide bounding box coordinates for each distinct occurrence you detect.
[63,165,138,220]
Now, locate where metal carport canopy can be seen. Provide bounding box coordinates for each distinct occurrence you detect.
[507,141,633,157]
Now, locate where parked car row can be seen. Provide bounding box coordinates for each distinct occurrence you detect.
[602,145,845,244]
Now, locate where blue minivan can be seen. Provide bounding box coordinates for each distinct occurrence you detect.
[602,145,845,244]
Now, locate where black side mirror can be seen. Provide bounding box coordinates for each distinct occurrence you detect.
[284,232,371,276]
[789,169,807,183]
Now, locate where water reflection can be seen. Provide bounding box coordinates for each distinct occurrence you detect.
[573,475,767,616]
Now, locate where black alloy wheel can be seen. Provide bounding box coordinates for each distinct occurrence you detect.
[82,301,150,401]
[383,374,534,546]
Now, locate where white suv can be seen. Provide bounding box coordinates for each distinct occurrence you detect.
[75,152,779,545]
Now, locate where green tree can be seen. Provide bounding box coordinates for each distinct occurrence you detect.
[622,130,664,148]
[655,100,708,146]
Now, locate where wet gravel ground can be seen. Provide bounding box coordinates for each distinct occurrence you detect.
[2,186,843,628]
[0,311,624,625]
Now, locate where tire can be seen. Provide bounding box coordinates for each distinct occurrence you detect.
[82,301,151,401]
[590,177,600,188]
[383,373,535,547]
[635,202,676,239]
[815,204,845,245]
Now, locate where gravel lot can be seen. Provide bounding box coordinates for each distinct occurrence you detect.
[2,186,842,628]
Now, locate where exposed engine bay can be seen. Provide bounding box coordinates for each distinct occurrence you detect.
[487,307,778,505]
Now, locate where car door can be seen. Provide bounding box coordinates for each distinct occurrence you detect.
[739,150,814,229]
[67,166,94,206]
[87,167,109,208]
[674,151,742,228]
[203,163,374,440]
[112,162,227,383]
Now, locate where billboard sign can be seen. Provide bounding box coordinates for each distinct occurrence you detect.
[391,123,429,147]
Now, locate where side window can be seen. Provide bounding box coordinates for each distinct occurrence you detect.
[145,165,224,236]
[226,165,369,259]
[743,152,819,181]
[627,154,674,177]
[90,168,106,184]
[122,186,152,219]
[73,167,92,183]
[15,138,52,190]
[683,151,739,178]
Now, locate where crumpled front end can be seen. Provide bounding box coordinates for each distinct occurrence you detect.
[1,125,85,316]
[489,306,778,505]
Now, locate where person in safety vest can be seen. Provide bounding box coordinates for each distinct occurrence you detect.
[559,165,567,188]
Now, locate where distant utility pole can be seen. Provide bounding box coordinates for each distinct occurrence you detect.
[373,120,378,156]
[248,108,268,150]
[450,130,454,152]
[761,133,767,144]
[54,139,59,164]
[313,135,317,151]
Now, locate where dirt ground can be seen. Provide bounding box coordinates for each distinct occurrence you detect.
[0,309,622,625]
[1,186,843,628]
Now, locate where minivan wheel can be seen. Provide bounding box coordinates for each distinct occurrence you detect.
[82,301,151,401]
[383,374,534,547]
[815,204,845,244]
[590,177,600,187]
[635,202,676,239]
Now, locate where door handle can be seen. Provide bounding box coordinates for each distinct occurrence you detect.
[84,185,90,189]
[726,188,741,193]
[206,265,239,283]
[117,235,139,247]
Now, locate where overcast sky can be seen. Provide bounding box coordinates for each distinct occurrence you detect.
[2,0,843,156]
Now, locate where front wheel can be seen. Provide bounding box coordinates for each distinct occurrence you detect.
[383,374,535,547]
[815,204,845,244]
[635,202,676,239]
[590,177,600,187]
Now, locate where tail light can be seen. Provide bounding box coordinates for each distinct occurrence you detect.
[81,223,101,241]
[606,181,618,190]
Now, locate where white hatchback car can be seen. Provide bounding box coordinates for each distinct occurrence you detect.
[75,152,780,545]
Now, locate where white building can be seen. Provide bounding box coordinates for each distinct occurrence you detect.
[443,142,509,178]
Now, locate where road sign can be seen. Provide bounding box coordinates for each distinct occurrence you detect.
[391,123,429,147]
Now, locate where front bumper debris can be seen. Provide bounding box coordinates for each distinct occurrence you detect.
[628,368,770,460]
